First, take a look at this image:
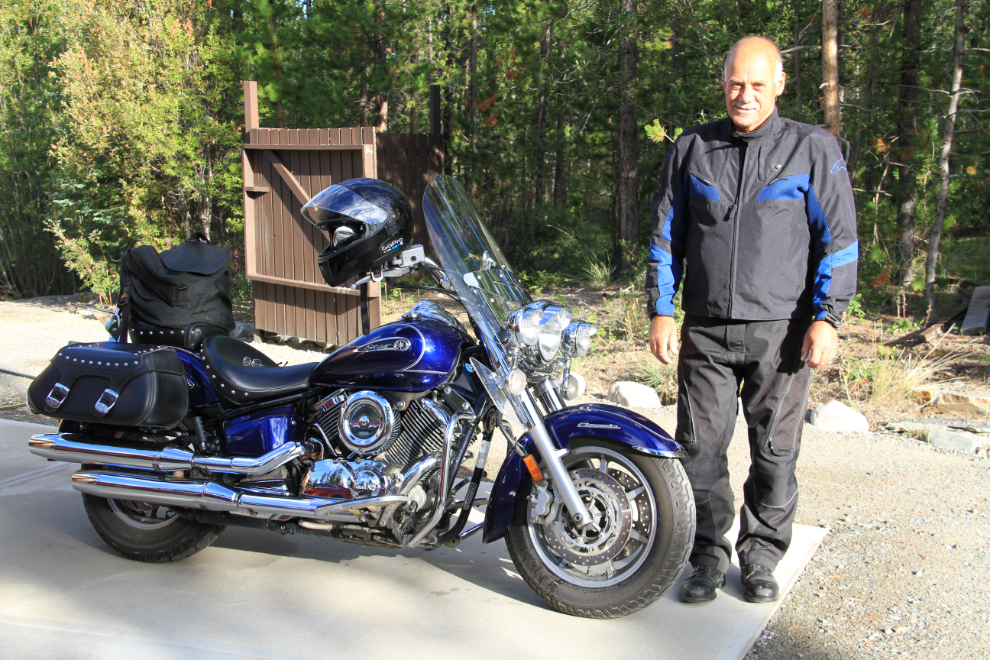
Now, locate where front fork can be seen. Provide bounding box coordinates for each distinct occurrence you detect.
[508,389,593,528]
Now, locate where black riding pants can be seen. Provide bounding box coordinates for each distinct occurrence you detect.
[676,315,811,574]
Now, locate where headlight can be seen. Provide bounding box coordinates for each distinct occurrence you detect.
[537,305,572,362]
[507,301,548,347]
[562,321,598,357]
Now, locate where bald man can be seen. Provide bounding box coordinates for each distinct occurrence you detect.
[645,36,858,603]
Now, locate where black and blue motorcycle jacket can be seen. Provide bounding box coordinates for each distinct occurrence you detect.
[646,109,858,324]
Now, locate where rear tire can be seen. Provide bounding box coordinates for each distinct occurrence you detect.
[505,439,695,618]
[82,494,224,562]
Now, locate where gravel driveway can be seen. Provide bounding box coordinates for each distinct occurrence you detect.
[1,298,988,658]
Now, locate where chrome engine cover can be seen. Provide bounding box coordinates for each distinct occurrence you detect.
[337,391,399,455]
[301,458,393,499]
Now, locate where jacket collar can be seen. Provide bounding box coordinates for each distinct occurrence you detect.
[728,107,780,143]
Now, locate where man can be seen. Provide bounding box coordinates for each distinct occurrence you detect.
[645,36,858,604]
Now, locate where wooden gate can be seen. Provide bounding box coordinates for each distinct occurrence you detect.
[241,81,443,347]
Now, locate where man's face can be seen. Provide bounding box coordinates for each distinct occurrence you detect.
[723,43,786,133]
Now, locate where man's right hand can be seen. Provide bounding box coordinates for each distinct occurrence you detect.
[649,315,679,365]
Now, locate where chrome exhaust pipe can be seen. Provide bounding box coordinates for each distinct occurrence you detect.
[71,470,409,520]
[29,433,312,477]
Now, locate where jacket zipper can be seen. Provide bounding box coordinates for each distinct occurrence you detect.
[727,144,748,318]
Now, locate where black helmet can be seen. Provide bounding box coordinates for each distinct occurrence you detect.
[302,178,412,287]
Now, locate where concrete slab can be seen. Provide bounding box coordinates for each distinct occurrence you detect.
[0,419,67,487]
[0,420,825,660]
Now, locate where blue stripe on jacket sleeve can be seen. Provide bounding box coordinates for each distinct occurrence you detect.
[812,241,859,315]
[650,244,683,317]
[806,185,833,254]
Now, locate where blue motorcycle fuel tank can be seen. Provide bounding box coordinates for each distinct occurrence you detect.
[310,320,462,391]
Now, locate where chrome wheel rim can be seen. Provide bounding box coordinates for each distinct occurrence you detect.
[527,446,658,588]
[108,499,178,530]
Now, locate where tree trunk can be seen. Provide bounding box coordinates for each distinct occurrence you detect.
[822,0,840,136]
[846,0,888,180]
[372,3,388,132]
[554,114,566,208]
[792,0,802,113]
[616,0,638,272]
[893,0,923,287]
[360,79,368,127]
[532,27,552,207]
[925,0,966,311]
[410,50,420,134]
[468,7,478,170]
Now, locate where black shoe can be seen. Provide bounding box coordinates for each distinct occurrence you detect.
[741,564,779,603]
[681,565,725,603]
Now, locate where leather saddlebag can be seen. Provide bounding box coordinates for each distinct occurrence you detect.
[27,343,188,429]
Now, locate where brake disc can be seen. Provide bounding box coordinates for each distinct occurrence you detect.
[542,468,632,567]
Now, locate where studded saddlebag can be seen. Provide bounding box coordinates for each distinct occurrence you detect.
[27,343,188,429]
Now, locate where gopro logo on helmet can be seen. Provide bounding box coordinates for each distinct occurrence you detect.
[381,238,403,253]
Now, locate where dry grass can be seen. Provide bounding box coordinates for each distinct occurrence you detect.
[842,334,971,417]
[637,358,678,405]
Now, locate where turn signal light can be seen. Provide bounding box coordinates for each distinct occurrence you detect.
[523,454,543,483]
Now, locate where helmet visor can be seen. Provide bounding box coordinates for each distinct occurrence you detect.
[302,185,389,233]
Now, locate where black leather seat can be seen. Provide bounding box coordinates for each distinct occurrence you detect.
[201,335,318,405]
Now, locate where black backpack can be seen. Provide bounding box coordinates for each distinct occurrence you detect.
[114,233,235,350]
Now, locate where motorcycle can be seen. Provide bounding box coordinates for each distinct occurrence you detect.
[27,175,695,618]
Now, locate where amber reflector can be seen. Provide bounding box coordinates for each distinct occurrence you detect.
[523,455,543,482]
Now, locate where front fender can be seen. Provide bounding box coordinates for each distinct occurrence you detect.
[481,403,684,544]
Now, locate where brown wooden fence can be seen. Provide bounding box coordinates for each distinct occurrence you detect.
[241,81,443,347]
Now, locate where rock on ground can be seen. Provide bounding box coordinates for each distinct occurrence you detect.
[936,389,990,415]
[920,427,985,453]
[607,381,661,409]
[808,400,870,433]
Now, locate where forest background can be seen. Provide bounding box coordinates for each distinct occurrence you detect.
[1,0,989,321]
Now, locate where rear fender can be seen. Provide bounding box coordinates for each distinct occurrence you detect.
[481,403,683,544]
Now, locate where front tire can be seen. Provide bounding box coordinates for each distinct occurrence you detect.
[505,439,695,618]
[82,494,225,562]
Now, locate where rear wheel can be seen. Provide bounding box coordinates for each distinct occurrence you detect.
[82,494,224,562]
[505,439,695,618]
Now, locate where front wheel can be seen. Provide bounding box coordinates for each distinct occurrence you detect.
[504,439,695,618]
[82,494,225,562]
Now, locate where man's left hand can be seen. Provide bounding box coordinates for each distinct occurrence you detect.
[801,320,838,368]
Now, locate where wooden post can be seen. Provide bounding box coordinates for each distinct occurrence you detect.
[243,81,259,278]
[429,85,441,136]
[822,0,841,136]
[244,81,259,133]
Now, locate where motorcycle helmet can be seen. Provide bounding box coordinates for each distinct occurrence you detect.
[302,178,412,287]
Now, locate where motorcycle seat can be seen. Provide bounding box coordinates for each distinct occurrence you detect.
[201,335,317,405]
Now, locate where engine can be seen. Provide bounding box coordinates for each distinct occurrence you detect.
[302,389,453,500]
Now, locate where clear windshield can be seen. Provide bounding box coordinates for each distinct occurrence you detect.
[423,176,531,364]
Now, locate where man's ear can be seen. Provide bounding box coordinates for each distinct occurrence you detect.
[776,71,787,97]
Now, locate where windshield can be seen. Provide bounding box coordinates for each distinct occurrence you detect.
[423,176,531,364]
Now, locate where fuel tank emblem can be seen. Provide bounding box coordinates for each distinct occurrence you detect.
[355,337,412,353]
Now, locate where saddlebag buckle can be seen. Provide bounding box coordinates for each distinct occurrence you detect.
[94,389,119,417]
[45,383,70,410]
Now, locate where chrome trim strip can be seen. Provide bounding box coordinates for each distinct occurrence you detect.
[630,445,687,459]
